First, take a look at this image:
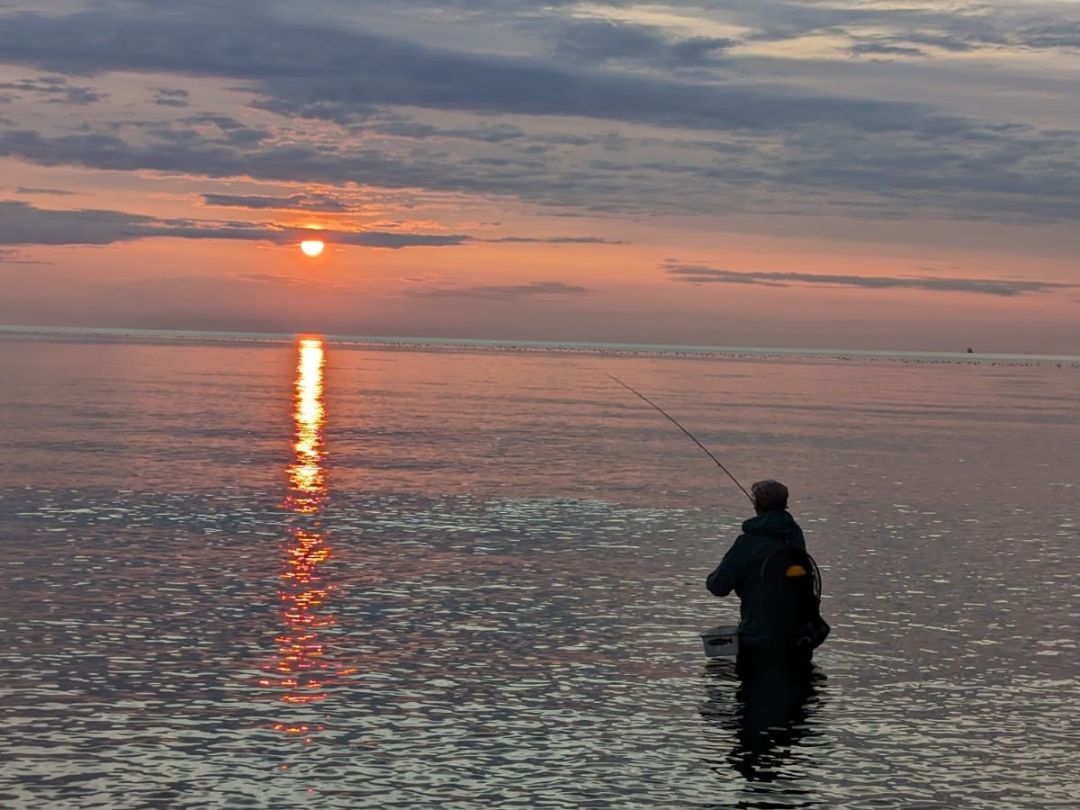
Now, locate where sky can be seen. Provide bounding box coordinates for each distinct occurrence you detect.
[0,0,1078,352]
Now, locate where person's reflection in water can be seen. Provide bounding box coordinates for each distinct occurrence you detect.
[700,657,826,793]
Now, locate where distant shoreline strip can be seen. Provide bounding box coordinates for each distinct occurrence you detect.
[1,324,1077,366]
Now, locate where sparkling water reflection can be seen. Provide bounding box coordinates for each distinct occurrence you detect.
[0,335,1077,807]
[260,338,355,735]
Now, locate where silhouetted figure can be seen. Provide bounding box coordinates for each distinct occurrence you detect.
[706,480,828,677]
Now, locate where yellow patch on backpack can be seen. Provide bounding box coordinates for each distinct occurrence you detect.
[785,564,808,577]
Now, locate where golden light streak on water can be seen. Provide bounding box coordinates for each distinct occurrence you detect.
[287,339,326,512]
[262,337,348,731]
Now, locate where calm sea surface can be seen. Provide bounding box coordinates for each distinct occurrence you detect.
[1,333,1078,808]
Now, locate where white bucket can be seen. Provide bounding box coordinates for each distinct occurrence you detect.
[700,625,739,658]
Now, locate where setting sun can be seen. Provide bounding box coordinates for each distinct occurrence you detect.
[300,240,325,257]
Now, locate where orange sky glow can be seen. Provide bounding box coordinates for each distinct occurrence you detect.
[0,1,1077,353]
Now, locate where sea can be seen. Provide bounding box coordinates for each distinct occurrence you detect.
[0,327,1077,808]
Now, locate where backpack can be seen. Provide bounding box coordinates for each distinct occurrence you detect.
[759,545,830,650]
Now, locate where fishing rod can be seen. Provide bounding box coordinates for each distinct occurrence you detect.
[606,373,754,504]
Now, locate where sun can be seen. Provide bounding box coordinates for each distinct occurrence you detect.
[300,240,325,257]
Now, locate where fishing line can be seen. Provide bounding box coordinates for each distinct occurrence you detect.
[606,373,754,504]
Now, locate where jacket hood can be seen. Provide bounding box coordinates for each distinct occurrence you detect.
[741,510,800,540]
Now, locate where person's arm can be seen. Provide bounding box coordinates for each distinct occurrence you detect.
[706,536,746,597]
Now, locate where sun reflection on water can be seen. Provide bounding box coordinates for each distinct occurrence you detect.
[285,339,326,513]
[261,337,354,735]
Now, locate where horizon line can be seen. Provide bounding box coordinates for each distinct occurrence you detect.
[1,323,1078,364]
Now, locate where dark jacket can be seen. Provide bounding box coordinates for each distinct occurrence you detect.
[706,510,806,644]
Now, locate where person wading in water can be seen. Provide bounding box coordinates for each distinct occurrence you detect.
[706,479,828,676]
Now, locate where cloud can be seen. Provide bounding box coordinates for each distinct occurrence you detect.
[0,200,611,250]
[201,193,352,212]
[663,262,1077,297]
[236,272,316,286]
[15,186,73,195]
[155,114,271,147]
[0,200,152,245]
[152,87,190,107]
[1017,21,1080,50]
[1,2,1080,226]
[416,281,589,300]
[724,1,1003,50]
[848,41,928,59]
[0,74,105,104]
[483,236,621,244]
[364,117,528,144]
[0,247,50,265]
[7,87,1080,223]
[548,17,733,69]
[330,230,467,249]
[731,2,1080,56]
[4,113,1079,225]
[0,126,641,215]
[235,272,351,291]
[0,127,449,193]
[0,200,468,248]
[0,5,938,134]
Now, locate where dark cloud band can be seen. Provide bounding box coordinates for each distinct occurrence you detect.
[0,200,613,250]
[664,262,1076,298]
[416,281,589,300]
[0,200,466,248]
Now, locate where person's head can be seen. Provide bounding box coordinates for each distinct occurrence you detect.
[751,479,789,514]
